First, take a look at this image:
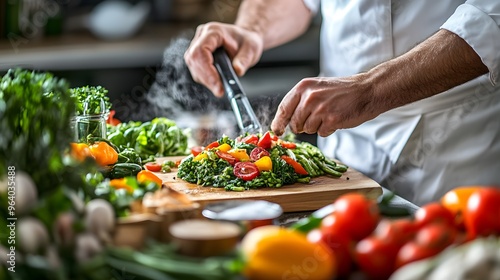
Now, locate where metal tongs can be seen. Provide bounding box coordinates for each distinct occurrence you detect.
[213,48,262,134]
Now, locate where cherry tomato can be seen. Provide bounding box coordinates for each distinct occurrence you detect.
[463,187,500,238]
[330,193,380,241]
[280,155,308,175]
[307,228,353,278]
[206,141,219,149]
[280,141,297,149]
[191,146,204,156]
[395,241,441,269]
[414,202,455,229]
[250,147,270,161]
[233,162,260,181]
[415,223,456,250]
[374,218,417,246]
[257,131,273,149]
[144,162,162,172]
[241,134,259,145]
[215,150,239,165]
[355,236,400,280]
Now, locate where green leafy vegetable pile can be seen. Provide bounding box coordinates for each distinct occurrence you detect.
[107,118,189,160]
[177,133,348,191]
[0,68,90,195]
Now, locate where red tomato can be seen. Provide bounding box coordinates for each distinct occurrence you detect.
[241,134,259,145]
[250,147,270,161]
[280,155,308,175]
[206,141,219,149]
[106,110,121,126]
[233,162,260,181]
[191,146,204,156]
[144,162,162,172]
[355,236,400,280]
[307,228,353,278]
[215,150,239,166]
[331,193,380,241]
[257,131,272,149]
[395,241,441,269]
[415,223,456,250]
[414,202,455,229]
[280,141,297,149]
[464,187,500,238]
[374,218,418,246]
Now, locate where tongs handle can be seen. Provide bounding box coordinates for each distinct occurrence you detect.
[213,48,262,134]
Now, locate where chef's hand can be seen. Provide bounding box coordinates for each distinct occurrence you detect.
[271,74,385,137]
[184,22,264,97]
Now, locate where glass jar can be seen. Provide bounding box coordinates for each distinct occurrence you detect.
[71,112,108,142]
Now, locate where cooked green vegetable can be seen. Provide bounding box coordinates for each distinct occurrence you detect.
[177,133,347,191]
[107,118,190,159]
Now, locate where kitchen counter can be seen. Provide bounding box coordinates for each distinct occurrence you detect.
[0,22,320,71]
[0,23,194,71]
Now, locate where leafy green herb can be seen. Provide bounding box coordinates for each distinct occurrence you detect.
[70,85,111,116]
[107,118,190,159]
[0,68,89,195]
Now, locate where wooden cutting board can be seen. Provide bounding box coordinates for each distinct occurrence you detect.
[155,156,382,212]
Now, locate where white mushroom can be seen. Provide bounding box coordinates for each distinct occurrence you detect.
[17,217,49,255]
[14,171,38,216]
[84,199,116,244]
[74,233,103,263]
[53,211,75,247]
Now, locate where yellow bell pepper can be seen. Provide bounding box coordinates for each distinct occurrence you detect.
[193,152,208,162]
[241,225,336,280]
[228,149,250,161]
[254,156,272,172]
[89,141,118,166]
[137,170,162,187]
[217,143,232,152]
[70,142,94,162]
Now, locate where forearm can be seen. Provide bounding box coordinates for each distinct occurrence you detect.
[235,0,313,50]
[367,29,489,112]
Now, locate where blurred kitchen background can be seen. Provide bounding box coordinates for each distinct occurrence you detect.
[0,0,321,144]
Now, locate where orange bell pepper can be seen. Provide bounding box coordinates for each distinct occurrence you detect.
[109,178,134,193]
[441,186,481,215]
[89,141,118,166]
[241,225,336,280]
[70,142,94,161]
[137,170,162,187]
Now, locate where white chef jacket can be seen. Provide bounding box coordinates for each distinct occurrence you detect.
[302,0,500,206]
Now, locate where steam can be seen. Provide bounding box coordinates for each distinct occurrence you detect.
[119,33,285,141]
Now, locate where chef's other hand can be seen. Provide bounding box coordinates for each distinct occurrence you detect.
[271,75,385,137]
[184,22,264,97]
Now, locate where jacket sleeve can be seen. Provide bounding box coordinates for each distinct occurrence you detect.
[303,0,321,14]
[440,1,500,85]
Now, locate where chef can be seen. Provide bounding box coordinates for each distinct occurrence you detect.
[184,0,500,206]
